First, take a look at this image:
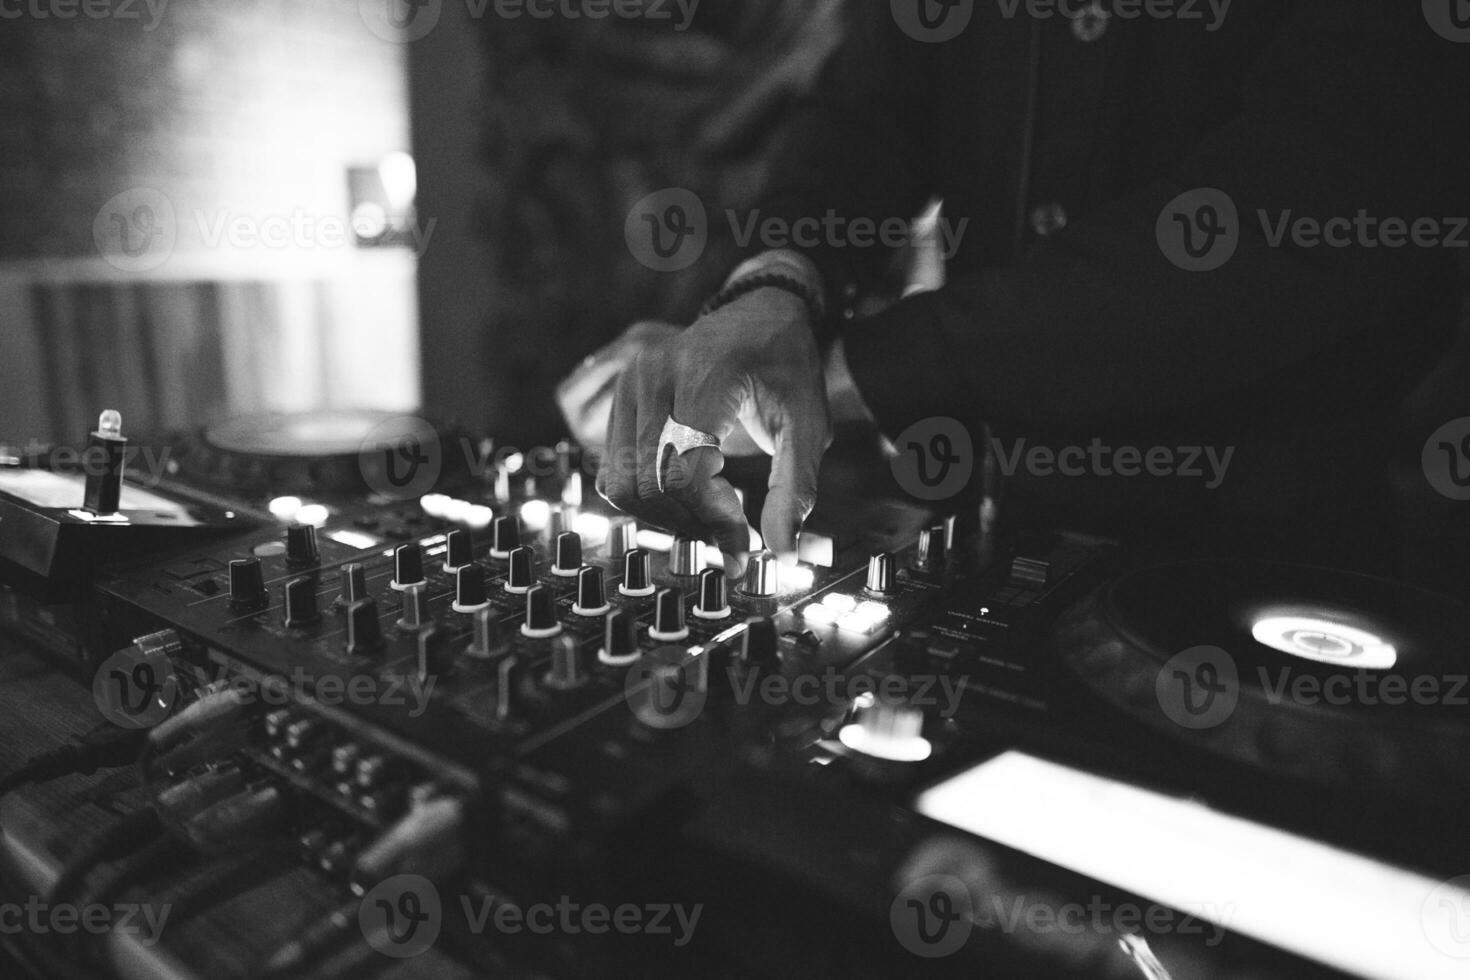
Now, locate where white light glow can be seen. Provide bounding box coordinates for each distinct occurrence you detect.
[379,151,418,212]
[783,565,815,593]
[916,753,1470,980]
[502,452,526,475]
[838,724,932,762]
[295,504,330,528]
[327,529,380,551]
[465,505,494,531]
[419,494,453,520]
[444,499,474,524]
[821,593,858,613]
[1251,614,1397,670]
[268,496,303,522]
[562,472,584,507]
[519,499,551,532]
[573,513,611,545]
[803,604,838,627]
[636,530,675,553]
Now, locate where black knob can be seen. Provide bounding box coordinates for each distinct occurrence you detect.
[338,563,369,607]
[669,536,701,577]
[504,546,535,594]
[393,544,425,589]
[742,552,778,598]
[865,553,897,594]
[344,599,383,657]
[454,564,489,612]
[397,582,431,631]
[606,518,636,558]
[620,549,654,597]
[285,524,320,567]
[490,516,521,558]
[599,608,640,666]
[553,532,582,577]
[468,607,505,659]
[739,616,780,668]
[521,584,563,638]
[228,558,267,610]
[649,588,689,642]
[282,576,320,627]
[543,633,586,690]
[917,526,947,570]
[444,529,474,571]
[573,566,609,616]
[417,626,454,685]
[694,568,730,620]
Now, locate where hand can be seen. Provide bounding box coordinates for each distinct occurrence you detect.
[598,288,833,578]
[556,322,681,450]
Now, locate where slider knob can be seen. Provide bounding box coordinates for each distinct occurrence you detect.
[417,626,454,685]
[344,599,384,657]
[573,566,610,617]
[228,558,268,610]
[543,633,587,690]
[282,576,320,628]
[552,532,582,577]
[444,530,474,572]
[503,547,535,595]
[521,584,564,639]
[741,552,779,598]
[916,527,947,570]
[739,616,780,669]
[648,588,689,642]
[490,516,521,559]
[285,524,320,568]
[453,565,490,613]
[599,608,641,667]
[669,536,701,577]
[693,568,731,620]
[865,553,897,594]
[397,582,431,631]
[619,549,655,597]
[468,607,506,659]
[338,563,369,607]
[392,544,426,590]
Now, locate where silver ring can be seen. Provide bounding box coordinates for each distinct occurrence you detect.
[657,418,720,494]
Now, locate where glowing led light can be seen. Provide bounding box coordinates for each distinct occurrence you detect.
[1251,614,1397,670]
[821,593,857,613]
[519,499,551,532]
[562,472,584,507]
[837,724,932,762]
[327,529,379,551]
[783,565,815,592]
[636,530,675,552]
[295,504,330,528]
[419,494,453,520]
[268,496,303,522]
[573,513,610,545]
[855,601,890,623]
[803,603,838,627]
[502,452,526,475]
[444,499,474,524]
[379,151,418,211]
[465,505,494,531]
[837,613,876,634]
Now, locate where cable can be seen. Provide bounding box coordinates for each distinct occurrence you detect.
[0,722,148,797]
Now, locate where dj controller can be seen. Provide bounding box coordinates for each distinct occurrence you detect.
[2,409,1469,980]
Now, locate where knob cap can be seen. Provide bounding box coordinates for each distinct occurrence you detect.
[739,616,780,668]
[865,553,897,594]
[229,558,267,610]
[620,549,655,597]
[573,566,609,616]
[543,633,586,690]
[742,552,778,598]
[916,526,947,570]
[444,530,474,571]
[468,607,505,659]
[392,544,425,590]
[416,626,454,685]
[282,576,320,627]
[599,608,641,666]
[504,546,535,594]
[397,582,431,631]
[285,524,320,567]
[521,584,563,638]
[606,518,637,558]
[693,568,731,620]
[649,588,689,642]
[669,536,701,577]
[552,532,582,577]
[344,599,383,657]
[841,700,930,763]
[490,516,521,559]
[338,563,369,607]
[454,564,490,612]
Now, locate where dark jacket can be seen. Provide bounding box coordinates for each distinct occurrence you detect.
[756,1,1470,571]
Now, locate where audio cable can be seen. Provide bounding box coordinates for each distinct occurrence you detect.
[0,721,149,798]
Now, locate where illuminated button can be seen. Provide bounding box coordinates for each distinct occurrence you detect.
[839,701,931,762]
[519,499,551,533]
[269,496,303,522]
[296,503,330,528]
[822,593,858,614]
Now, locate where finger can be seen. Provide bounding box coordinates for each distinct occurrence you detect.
[760,402,831,560]
[664,446,751,579]
[598,361,705,539]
